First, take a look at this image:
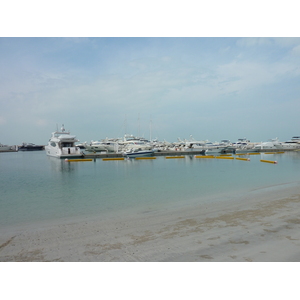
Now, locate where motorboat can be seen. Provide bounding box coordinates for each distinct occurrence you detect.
[18,143,44,151]
[118,134,152,151]
[204,148,227,155]
[254,138,300,150]
[45,125,83,158]
[123,148,155,158]
[75,143,86,149]
[254,138,281,150]
[284,136,300,148]
[84,140,119,152]
[225,138,257,152]
[0,143,15,152]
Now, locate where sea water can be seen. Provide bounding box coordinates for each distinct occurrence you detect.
[1,151,300,229]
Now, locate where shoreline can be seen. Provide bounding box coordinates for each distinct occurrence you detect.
[1,183,300,262]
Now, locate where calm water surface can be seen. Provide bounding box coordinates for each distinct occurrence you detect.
[1,151,300,228]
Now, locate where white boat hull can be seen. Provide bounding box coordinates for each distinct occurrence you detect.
[45,146,83,158]
[123,150,154,158]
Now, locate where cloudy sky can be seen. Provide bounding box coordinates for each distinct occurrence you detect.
[1,4,300,145]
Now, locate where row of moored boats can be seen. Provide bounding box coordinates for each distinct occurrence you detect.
[44,125,300,159]
[2,125,300,158]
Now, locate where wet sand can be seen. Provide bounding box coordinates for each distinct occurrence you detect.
[1,185,300,262]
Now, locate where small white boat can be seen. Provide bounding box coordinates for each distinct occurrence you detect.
[204,148,227,155]
[84,140,118,152]
[45,125,83,158]
[0,143,13,152]
[123,148,155,158]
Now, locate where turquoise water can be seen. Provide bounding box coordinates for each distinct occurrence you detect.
[1,151,300,228]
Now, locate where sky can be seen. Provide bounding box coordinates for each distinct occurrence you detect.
[1,4,300,146]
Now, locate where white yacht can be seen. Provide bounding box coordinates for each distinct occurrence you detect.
[45,125,83,158]
[123,148,155,158]
[254,138,282,150]
[84,140,119,152]
[283,136,300,149]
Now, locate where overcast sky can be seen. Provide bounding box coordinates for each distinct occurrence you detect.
[1,4,300,145]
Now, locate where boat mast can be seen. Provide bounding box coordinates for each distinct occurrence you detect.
[138,113,140,138]
[150,116,152,142]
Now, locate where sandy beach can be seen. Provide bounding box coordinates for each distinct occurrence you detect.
[1,184,300,262]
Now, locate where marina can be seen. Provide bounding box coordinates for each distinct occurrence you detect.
[2,124,300,157]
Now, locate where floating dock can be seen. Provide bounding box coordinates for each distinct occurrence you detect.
[79,147,295,159]
[102,157,125,161]
[65,158,93,162]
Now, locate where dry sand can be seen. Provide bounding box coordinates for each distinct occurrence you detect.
[1,184,300,262]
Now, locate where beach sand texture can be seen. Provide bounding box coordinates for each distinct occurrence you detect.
[1,186,300,262]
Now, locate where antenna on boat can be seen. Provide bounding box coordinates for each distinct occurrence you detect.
[138,113,140,138]
[150,116,152,142]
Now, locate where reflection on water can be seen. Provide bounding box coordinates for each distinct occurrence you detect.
[48,156,77,173]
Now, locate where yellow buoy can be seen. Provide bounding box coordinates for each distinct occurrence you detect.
[248,153,260,155]
[260,159,277,164]
[194,155,215,158]
[165,156,185,159]
[235,157,250,161]
[135,157,156,160]
[102,157,125,161]
[215,156,234,159]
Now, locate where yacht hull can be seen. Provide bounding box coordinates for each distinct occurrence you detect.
[123,150,154,158]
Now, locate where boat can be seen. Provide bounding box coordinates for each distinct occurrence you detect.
[225,138,258,153]
[18,143,44,151]
[118,134,152,151]
[254,137,300,150]
[75,143,86,149]
[45,125,83,158]
[285,136,300,144]
[84,140,119,152]
[123,148,155,158]
[283,136,300,149]
[0,143,13,152]
[0,143,18,152]
[204,148,227,155]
